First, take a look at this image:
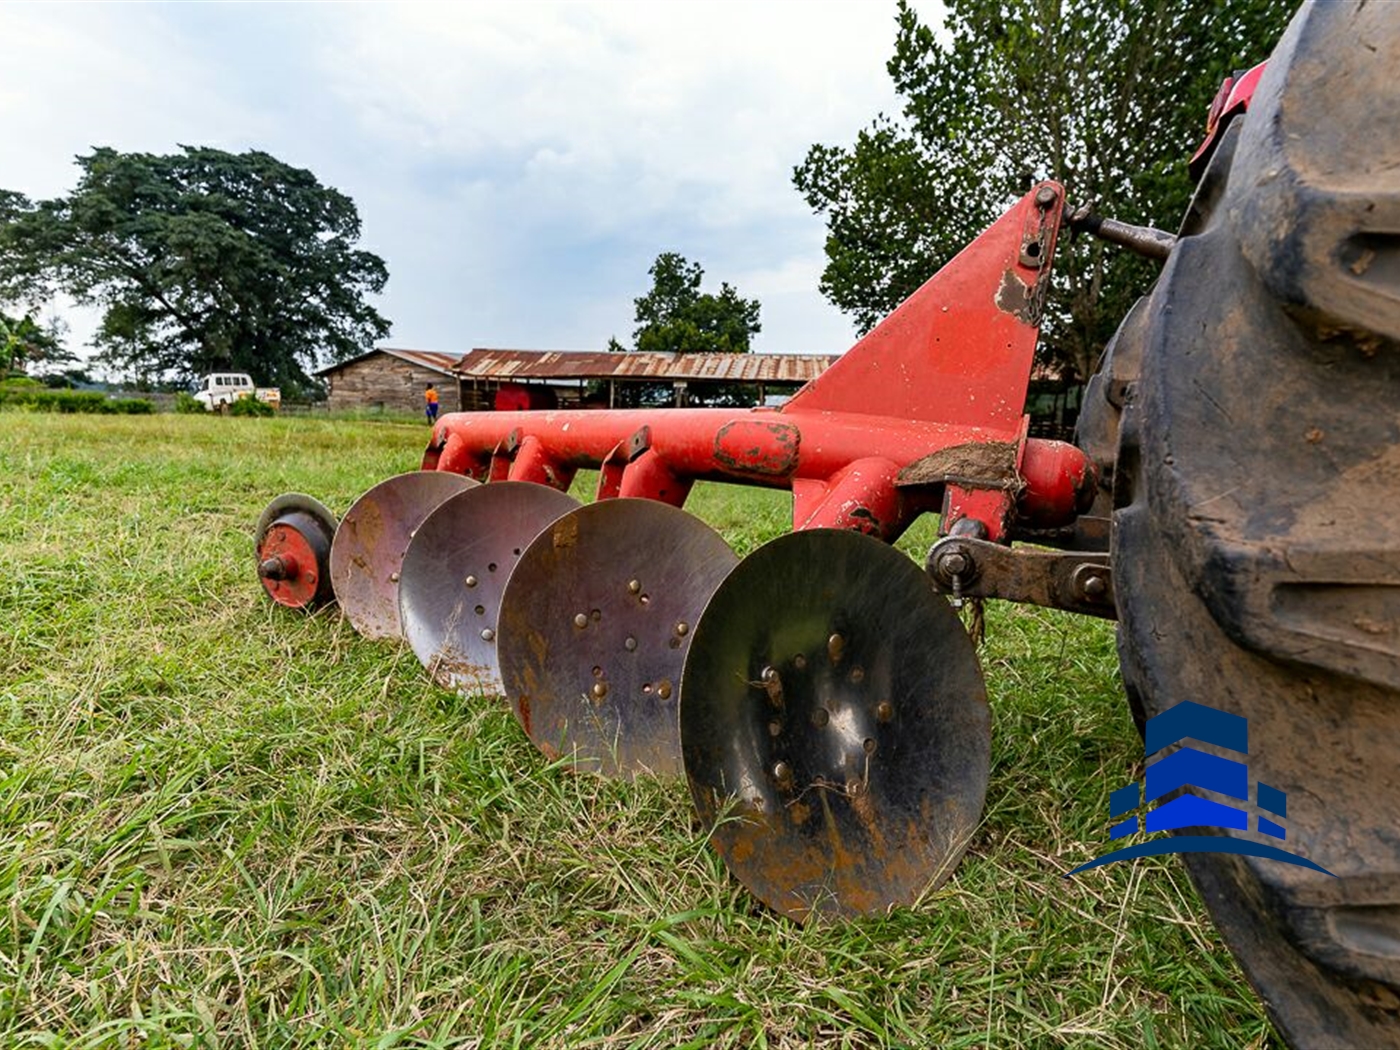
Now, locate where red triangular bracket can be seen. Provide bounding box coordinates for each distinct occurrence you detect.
[783,183,1064,432]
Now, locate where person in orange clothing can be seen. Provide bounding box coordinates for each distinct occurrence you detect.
[424,382,439,424]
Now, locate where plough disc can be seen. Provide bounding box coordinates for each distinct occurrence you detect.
[254,493,338,610]
[399,481,581,696]
[681,529,989,921]
[329,471,478,640]
[497,498,738,778]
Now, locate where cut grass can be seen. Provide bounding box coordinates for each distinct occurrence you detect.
[0,413,1275,1047]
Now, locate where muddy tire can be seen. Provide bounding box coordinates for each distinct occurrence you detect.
[1106,3,1400,1045]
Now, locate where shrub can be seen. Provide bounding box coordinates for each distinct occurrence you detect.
[229,395,276,418]
[0,385,155,414]
[109,397,155,414]
[174,392,206,414]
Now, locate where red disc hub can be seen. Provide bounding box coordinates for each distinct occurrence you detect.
[254,495,337,611]
[258,520,322,608]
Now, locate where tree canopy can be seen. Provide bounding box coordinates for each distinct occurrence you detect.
[616,252,761,355]
[794,0,1294,382]
[0,146,390,391]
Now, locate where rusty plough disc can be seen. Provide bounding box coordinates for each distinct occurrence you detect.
[255,493,338,610]
[329,471,479,640]
[399,481,581,696]
[497,498,738,778]
[680,529,990,921]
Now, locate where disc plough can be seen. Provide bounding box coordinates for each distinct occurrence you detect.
[254,4,1400,1044]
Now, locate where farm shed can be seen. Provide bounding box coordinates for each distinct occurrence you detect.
[452,349,839,411]
[317,348,460,414]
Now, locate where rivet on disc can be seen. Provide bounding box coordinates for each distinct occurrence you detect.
[574,613,588,628]
[761,666,782,704]
[465,575,478,588]
[863,737,877,755]
[768,720,783,737]
[850,666,865,684]
[481,628,495,642]
[793,654,807,671]
[628,579,641,594]
[828,633,845,664]
[657,680,673,700]
[624,636,638,651]
[876,701,894,723]
[812,708,830,728]
[675,622,689,636]
[592,681,608,700]
[390,571,401,583]
[773,761,792,784]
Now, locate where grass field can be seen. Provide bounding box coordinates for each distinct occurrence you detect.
[0,413,1275,1048]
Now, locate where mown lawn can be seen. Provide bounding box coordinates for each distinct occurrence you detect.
[0,413,1274,1048]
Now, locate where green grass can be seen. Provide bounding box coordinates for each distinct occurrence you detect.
[0,413,1275,1048]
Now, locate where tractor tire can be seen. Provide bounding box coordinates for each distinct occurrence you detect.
[1107,2,1400,1045]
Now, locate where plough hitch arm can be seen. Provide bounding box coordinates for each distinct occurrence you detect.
[927,534,1116,619]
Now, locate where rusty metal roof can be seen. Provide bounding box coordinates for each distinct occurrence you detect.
[454,349,838,384]
[377,348,461,373]
[322,345,1069,388]
[317,347,460,377]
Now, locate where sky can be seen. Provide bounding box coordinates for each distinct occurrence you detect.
[0,1,946,367]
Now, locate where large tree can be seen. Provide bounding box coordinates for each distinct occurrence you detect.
[794,0,1294,382]
[605,252,762,407]
[619,252,761,355]
[0,147,390,390]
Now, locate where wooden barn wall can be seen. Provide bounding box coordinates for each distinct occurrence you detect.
[325,356,460,414]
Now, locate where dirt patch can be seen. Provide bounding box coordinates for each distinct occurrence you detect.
[897,440,1019,488]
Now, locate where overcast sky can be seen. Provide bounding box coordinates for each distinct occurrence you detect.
[1,1,946,366]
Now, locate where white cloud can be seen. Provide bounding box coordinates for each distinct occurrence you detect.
[0,1,948,363]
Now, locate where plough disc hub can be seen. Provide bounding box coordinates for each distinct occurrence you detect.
[254,493,338,610]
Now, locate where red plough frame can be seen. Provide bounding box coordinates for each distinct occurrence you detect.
[422,183,1094,544]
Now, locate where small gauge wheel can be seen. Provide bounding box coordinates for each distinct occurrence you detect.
[254,493,338,610]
